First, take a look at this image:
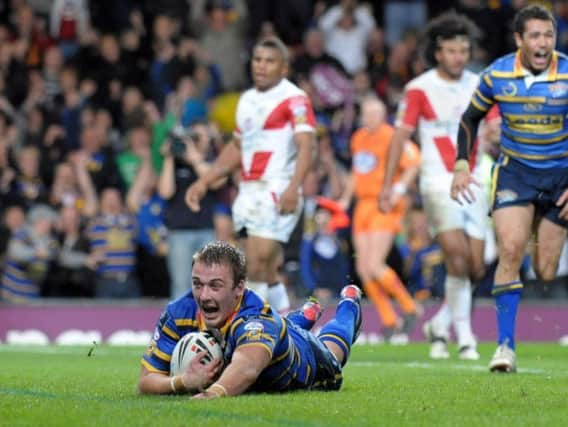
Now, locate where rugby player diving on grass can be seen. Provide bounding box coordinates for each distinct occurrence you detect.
[138,241,362,398]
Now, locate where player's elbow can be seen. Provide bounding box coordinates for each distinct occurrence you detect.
[137,376,152,395]
[229,362,265,395]
[137,372,160,395]
[241,364,263,387]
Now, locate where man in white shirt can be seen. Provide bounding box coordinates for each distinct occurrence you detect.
[185,36,316,313]
[380,12,493,361]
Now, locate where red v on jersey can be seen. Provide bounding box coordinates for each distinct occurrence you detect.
[434,136,479,172]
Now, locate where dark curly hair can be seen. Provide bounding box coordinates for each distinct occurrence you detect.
[192,241,247,288]
[513,4,556,36]
[422,11,480,67]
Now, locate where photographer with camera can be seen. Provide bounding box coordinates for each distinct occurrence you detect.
[158,121,226,298]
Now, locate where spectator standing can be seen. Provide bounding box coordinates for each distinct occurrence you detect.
[0,205,59,302]
[43,205,98,297]
[126,142,170,298]
[318,0,376,75]
[158,123,225,298]
[50,0,90,59]
[86,187,140,298]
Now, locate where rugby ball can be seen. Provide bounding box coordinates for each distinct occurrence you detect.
[170,331,223,376]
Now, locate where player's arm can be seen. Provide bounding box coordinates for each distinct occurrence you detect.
[138,366,172,395]
[388,141,420,207]
[207,137,243,183]
[450,104,487,204]
[185,138,242,212]
[379,126,413,212]
[138,352,222,395]
[279,131,315,214]
[193,344,271,399]
[157,152,176,200]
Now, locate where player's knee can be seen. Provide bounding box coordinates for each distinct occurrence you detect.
[322,340,346,365]
[534,263,557,281]
[499,240,525,265]
[469,261,486,282]
[247,250,271,270]
[246,259,264,280]
[445,253,469,277]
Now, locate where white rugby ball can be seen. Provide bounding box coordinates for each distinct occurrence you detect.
[170,331,223,376]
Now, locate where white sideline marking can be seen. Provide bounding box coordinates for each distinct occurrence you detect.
[0,346,140,355]
[350,360,549,374]
[0,346,562,375]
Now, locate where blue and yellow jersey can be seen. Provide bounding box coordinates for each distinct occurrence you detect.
[87,214,137,276]
[0,228,57,302]
[472,50,568,168]
[142,289,318,391]
[136,194,167,255]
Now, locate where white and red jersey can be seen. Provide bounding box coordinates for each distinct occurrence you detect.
[234,79,316,184]
[395,69,491,190]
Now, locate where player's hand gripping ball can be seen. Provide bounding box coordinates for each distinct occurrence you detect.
[170,331,223,376]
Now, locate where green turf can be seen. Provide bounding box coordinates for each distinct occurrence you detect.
[1,343,567,426]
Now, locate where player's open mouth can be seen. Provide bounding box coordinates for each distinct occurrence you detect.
[201,305,219,316]
[533,51,549,67]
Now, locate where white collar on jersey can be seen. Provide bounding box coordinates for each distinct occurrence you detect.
[520,66,550,89]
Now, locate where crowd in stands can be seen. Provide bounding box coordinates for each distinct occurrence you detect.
[1,0,568,304]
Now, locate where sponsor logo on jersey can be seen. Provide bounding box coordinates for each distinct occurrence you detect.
[244,321,264,335]
[353,151,377,174]
[292,105,307,124]
[502,82,517,97]
[522,103,543,112]
[549,82,568,98]
[502,114,563,133]
[290,96,309,124]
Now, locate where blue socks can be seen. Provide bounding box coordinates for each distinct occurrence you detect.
[493,281,522,350]
[318,299,358,366]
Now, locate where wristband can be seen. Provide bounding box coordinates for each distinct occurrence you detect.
[454,159,470,173]
[170,375,186,393]
[391,182,407,196]
[206,383,228,397]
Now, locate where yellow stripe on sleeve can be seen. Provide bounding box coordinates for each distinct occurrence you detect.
[474,89,493,105]
[471,98,489,112]
[175,319,199,327]
[162,325,180,340]
[152,347,172,362]
[141,358,169,374]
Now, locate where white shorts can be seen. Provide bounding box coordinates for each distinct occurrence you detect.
[422,185,488,240]
[232,181,303,243]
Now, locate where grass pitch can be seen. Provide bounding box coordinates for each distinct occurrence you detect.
[1,343,567,427]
